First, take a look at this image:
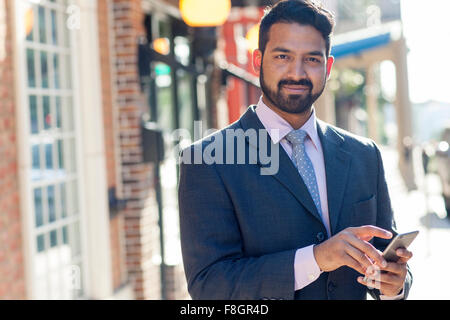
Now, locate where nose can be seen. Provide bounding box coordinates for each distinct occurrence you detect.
[287,59,307,80]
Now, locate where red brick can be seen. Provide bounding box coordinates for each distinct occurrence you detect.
[0,0,26,299]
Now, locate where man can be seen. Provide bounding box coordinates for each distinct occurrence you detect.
[178,0,412,300]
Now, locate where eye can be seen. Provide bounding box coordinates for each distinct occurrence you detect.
[306,57,321,63]
[275,54,289,60]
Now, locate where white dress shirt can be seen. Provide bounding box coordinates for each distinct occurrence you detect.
[255,97,404,299]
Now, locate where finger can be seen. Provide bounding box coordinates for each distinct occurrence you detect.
[346,234,388,268]
[365,249,383,264]
[360,274,404,296]
[350,225,393,242]
[357,276,381,290]
[344,244,374,272]
[395,248,413,263]
[343,254,367,275]
[366,271,401,286]
[381,262,407,277]
[365,279,400,296]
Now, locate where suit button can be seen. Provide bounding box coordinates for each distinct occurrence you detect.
[328,282,336,293]
[316,232,325,243]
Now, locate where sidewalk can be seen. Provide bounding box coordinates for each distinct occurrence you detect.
[380,146,450,300]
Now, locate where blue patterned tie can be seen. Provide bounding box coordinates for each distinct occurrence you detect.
[286,129,322,217]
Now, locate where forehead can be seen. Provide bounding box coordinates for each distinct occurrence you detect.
[265,22,326,55]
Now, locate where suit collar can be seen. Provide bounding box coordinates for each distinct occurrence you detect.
[316,120,352,235]
[240,105,264,132]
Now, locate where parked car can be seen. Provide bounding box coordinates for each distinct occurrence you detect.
[435,125,450,218]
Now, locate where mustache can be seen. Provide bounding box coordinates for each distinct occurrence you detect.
[278,79,313,89]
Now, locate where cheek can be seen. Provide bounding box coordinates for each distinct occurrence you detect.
[308,66,327,85]
[261,65,282,87]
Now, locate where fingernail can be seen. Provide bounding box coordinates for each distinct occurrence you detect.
[381,260,387,268]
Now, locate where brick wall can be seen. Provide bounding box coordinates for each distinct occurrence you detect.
[111,0,161,300]
[109,213,127,289]
[107,0,202,300]
[98,0,117,190]
[0,0,26,299]
[97,0,130,294]
[164,264,190,300]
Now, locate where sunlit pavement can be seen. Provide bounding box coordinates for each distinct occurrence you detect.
[380,146,450,300]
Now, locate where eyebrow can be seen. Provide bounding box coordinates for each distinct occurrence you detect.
[306,51,325,57]
[271,47,291,53]
[271,47,325,57]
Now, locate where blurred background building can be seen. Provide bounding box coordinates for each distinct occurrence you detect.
[0,0,448,300]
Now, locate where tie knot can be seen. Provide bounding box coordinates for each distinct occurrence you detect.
[286,129,308,147]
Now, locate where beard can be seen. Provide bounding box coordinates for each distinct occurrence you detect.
[259,67,325,115]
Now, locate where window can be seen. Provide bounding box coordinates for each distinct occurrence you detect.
[22,0,85,299]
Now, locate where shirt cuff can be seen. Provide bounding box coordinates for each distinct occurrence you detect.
[294,245,323,291]
[379,283,405,300]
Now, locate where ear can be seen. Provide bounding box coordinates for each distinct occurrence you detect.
[326,56,334,79]
[252,49,263,75]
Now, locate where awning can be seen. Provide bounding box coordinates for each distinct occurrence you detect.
[331,32,392,60]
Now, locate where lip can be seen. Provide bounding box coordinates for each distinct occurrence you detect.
[281,85,311,94]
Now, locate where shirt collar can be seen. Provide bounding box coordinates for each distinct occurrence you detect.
[255,96,320,151]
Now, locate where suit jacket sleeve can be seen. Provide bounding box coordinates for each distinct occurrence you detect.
[368,142,413,300]
[178,148,297,300]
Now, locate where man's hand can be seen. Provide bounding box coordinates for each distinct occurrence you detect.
[313,225,393,275]
[357,248,413,297]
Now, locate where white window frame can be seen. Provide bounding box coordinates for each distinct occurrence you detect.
[13,0,113,299]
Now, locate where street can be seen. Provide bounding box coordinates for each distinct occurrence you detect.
[380,146,450,300]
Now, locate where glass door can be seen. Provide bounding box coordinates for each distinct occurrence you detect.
[146,14,201,270]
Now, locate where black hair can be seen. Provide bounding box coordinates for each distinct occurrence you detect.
[258,0,335,56]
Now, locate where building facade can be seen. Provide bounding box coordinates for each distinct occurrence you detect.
[0,0,211,300]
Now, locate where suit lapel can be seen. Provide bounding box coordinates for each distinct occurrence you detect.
[240,106,323,225]
[317,120,352,235]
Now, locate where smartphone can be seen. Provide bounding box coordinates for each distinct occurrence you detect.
[382,230,419,262]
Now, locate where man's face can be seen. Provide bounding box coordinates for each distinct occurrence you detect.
[254,23,334,115]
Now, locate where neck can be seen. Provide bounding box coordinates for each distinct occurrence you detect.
[261,95,313,130]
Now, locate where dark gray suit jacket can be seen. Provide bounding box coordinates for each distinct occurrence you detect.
[178,105,412,300]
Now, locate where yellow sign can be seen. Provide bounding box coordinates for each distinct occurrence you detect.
[180,0,231,27]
